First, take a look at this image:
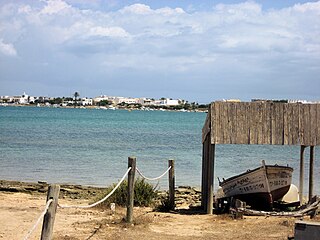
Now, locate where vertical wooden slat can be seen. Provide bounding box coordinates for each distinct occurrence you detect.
[304,104,311,146]
[257,102,264,144]
[284,103,289,145]
[299,104,309,145]
[309,104,317,146]
[271,103,276,144]
[271,103,284,145]
[278,103,284,145]
[290,103,300,145]
[221,103,229,144]
[215,102,222,144]
[261,102,271,144]
[317,104,320,145]
[236,102,249,144]
[228,102,237,144]
[210,103,215,144]
[249,102,257,144]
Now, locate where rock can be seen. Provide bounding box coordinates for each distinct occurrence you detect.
[37,181,47,185]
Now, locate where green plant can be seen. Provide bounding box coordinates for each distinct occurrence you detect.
[93,178,157,208]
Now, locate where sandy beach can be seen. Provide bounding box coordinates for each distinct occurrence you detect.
[1,180,319,240]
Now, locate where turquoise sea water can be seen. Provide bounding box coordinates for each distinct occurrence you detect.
[0,106,319,194]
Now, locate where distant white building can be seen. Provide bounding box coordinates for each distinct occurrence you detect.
[153,98,180,106]
[94,95,182,106]
[4,92,36,104]
[115,97,140,105]
[81,97,93,106]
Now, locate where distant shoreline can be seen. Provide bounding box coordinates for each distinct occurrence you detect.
[0,103,208,113]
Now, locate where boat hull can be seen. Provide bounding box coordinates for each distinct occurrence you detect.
[218,164,293,210]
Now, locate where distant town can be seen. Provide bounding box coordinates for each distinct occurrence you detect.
[0,92,209,112]
[0,92,319,112]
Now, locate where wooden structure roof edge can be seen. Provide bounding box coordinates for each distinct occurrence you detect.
[202,101,320,146]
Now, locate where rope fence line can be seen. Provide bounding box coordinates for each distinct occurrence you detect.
[136,166,171,181]
[20,158,175,240]
[23,199,53,240]
[58,167,131,209]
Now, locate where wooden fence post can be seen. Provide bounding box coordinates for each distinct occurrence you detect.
[168,159,175,210]
[126,156,136,223]
[41,184,60,240]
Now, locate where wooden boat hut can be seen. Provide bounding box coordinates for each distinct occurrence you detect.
[202,101,320,214]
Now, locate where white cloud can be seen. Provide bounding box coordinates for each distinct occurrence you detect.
[120,3,152,15]
[88,26,129,38]
[0,39,17,56]
[40,0,71,15]
[0,1,319,100]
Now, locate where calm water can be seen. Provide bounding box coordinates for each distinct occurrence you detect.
[0,106,319,194]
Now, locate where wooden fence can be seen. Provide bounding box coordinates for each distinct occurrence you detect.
[203,102,320,146]
[25,157,175,240]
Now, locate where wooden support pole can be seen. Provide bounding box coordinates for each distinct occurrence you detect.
[41,184,60,240]
[309,146,315,202]
[299,145,306,204]
[201,138,208,210]
[168,159,175,210]
[206,144,215,214]
[126,156,136,223]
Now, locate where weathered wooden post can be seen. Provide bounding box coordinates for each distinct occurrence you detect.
[206,144,215,214]
[168,159,175,210]
[299,145,306,204]
[309,146,315,202]
[126,156,136,223]
[41,184,60,240]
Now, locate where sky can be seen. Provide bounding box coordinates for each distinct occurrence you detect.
[0,0,319,103]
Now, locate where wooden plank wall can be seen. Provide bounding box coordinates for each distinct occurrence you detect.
[206,102,320,146]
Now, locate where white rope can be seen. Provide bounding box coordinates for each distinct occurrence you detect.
[23,199,53,240]
[58,167,131,209]
[136,166,171,181]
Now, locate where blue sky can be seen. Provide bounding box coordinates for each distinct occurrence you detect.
[0,0,319,103]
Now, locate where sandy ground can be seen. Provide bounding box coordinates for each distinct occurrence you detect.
[1,190,319,240]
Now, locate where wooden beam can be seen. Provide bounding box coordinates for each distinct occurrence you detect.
[201,140,206,209]
[206,144,215,214]
[309,146,315,202]
[299,145,306,204]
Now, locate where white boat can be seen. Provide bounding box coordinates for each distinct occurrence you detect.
[217,160,293,210]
